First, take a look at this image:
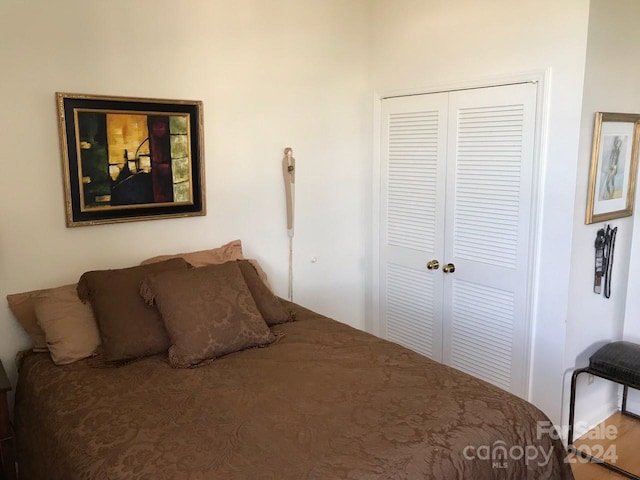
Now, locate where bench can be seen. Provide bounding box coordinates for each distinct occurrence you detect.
[568,341,640,479]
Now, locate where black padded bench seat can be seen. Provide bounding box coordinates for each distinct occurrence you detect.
[589,341,640,388]
[568,341,640,480]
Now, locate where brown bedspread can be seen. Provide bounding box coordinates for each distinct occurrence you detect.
[15,303,574,479]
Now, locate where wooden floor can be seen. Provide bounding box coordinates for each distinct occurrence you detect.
[570,412,640,479]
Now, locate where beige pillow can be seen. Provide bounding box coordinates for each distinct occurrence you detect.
[141,239,272,289]
[141,239,244,266]
[8,288,56,352]
[140,262,275,368]
[33,285,100,365]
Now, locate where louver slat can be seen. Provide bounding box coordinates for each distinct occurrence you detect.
[453,104,525,268]
[386,263,434,357]
[450,280,514,391]
[387,111,439,252]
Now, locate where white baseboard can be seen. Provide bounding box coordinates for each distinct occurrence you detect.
[568,390,640,443]
[567,399,618,443]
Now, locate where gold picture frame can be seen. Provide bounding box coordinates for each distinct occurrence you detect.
[585,112,640,224]
[57,92,206,227]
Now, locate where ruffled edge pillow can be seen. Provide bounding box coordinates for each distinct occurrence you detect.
[140,261,274,368]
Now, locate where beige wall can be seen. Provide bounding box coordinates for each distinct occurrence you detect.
[567,0,640,431]
[0,0,371,385]
[369,0,591,425]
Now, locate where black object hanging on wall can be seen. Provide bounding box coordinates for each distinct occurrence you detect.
[594,224,618,298]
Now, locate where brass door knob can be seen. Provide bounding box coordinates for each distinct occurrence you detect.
[426,260,440,270]
[443,263,456,273]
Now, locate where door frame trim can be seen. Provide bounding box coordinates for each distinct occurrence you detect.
[369,69,551,401]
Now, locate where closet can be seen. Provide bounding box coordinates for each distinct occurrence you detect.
[377,82,537,397]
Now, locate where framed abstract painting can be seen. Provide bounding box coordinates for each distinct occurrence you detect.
[585,112,640,224]
[56,93,205,227]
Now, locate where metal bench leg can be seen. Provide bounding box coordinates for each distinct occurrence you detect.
[620,385,640,421]
[568,368,640,479]
[568,368,588,445]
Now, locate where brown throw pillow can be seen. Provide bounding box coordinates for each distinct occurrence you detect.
[77,258,191,363]
[33,285,100,365]
[140,261,275,368]
[236,260,291,326]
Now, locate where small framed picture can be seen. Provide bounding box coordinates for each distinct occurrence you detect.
[57,92,205,227]
[585,112,640,224]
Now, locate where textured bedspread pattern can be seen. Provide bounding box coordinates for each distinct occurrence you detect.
[15,303,574,479]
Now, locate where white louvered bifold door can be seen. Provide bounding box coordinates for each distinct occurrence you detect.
[379,93,448,361]
[441,83,536,397]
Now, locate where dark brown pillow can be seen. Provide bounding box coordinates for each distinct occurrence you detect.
[140,261,275,368]
[77,258,191,363]
[236,260,291,326]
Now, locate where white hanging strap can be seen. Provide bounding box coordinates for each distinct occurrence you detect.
[283,148,295,300]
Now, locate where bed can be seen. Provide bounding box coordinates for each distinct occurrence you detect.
[8,242,574,479]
